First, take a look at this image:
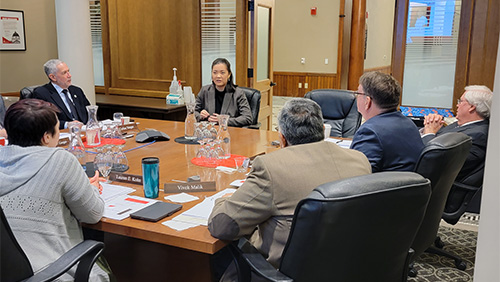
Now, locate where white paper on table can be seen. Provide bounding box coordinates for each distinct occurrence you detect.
[162,219,199,231]
[100,183,135,202]
[216,166,236,173]
[229,179,246,187]
[103,195,157,221]
[59,133,70,140]
[162,188,236,229]
[325,138,352,149]
[164,192,199,203]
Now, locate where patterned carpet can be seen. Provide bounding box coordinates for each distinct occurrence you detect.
[408,225,477,282]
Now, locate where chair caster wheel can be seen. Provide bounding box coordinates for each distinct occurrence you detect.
[408,268,418,277]
[456,260,467,271]
[434,237,445,249]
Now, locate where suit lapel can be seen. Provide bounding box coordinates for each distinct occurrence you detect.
[221,91,233,115]
[207,85,216,114]
[68,86,84,120]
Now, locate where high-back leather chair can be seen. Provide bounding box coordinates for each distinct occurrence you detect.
[1,207,105,282]
[19,85,40,100]
[238,86,261,129]
[305,89,361,138]
[233,172,431,282]
[410,132,472,275]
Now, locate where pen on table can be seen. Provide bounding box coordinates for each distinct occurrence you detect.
[171,179,187,183]
[117,208,132,215]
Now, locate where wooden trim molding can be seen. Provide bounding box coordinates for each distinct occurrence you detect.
[364,65,391,74]
[273,72,338,97]
[1,92,20,97]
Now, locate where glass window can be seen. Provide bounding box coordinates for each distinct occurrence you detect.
[201,0,237,86]
[402,0,462,108]
[89,1,104,86]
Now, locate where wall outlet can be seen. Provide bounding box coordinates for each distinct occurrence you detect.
[324,58,329,64]
[298,83,302,88]
[301,58,306,64]
[304,83,309,89]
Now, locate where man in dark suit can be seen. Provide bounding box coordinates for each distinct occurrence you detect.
[350,71,424,172]
[422,85,492,212]
[33,59,90,129]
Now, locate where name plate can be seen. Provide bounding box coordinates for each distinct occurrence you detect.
[109,172,143,185]
[118,123,139,133]
[57,137,70,147]
[164,181,216,193]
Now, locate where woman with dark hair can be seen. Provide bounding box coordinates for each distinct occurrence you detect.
[195,58,253,127]
[0,99,109,281]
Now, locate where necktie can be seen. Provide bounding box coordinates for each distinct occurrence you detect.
[62,89,78,120]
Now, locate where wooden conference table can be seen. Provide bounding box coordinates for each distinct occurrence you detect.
[83,118,280,281]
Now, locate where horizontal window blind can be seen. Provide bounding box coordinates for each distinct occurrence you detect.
[201,0,237,85]
[402,0,462,109]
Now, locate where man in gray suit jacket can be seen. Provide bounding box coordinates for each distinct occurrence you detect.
[422,85,492,212]
[208,98,371,270]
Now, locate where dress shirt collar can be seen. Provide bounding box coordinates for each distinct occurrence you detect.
[458,119,484,127]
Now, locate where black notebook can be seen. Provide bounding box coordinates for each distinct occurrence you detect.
[130,202,182,222]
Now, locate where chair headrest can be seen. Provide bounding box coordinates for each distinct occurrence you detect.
[305,89,356,119]
[19,85,40,100]
[309,171,429,200]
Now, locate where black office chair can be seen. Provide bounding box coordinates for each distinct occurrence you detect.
[19,85,41,100]
[410,132,472,276]
[1,207,105,282]
[239,86,261,129]
[442,164,484,224]
[232,172,432,282]
[304,89,362,138]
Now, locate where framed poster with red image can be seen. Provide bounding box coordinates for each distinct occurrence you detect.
[1,9,26,51]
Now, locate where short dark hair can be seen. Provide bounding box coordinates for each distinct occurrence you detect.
[278,98,324,145]
[359,71,401,110]
[5,99,60,147]
[211,58,237,92]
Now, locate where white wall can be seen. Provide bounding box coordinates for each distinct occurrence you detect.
[474,36,500,281]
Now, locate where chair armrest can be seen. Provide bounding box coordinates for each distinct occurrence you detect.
[237,238,292,282]
[452,181,481,192]
[24,240,104,282]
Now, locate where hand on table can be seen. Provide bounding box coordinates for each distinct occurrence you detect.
[200,110,211,120]
[207,113,219,123]
[423,113,445,134]
[89,170,106,194]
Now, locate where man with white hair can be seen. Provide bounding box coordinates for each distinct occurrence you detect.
[33,59,91,129]
[423,85,492,212]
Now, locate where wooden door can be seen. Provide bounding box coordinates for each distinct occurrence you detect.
[249,0,275,130]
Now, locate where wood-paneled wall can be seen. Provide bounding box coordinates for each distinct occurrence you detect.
[272,67,389,97]
[103,0,202,98]
[273,72,338,97]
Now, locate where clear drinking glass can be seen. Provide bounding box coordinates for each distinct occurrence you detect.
[113,112,124,124]
[94,145,114,183]
[216,115,231,159]
[67,121,87,172]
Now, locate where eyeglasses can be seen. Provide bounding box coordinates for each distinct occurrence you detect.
[351,91,370,98]
[457,98,468,105]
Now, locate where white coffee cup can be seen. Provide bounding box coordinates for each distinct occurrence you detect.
[324,124,332,139]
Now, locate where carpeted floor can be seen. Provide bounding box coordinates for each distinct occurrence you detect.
[409,225,477,282]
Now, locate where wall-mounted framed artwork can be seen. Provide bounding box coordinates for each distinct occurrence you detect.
[0,9,26,51]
